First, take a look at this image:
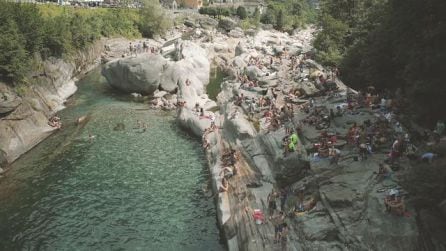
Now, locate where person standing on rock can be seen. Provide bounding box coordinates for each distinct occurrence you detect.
[143,41,148,53]
[272,211,285,244]
[280,222,289,250]
[133,44,138,57]
[267,189,278,219]
[279,188,288,211]
[137,42,142,54]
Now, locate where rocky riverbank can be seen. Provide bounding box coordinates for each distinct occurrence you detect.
[0,36,167,170]
[102,21,435,249]
[5,11,443,249]
[0,40,107,169]
[155,18,445,250]
[198,28,420,250]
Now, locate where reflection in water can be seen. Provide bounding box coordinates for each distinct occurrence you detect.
[0,68,223,251]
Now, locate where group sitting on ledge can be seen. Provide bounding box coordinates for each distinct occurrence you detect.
[218,149,239,193]
[48,116,62,129]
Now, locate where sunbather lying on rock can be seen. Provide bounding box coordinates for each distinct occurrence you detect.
[219,177,229,193]
[384,189,405,216]
[48,116,62,129]
[220,166,237,179]
[375,163,391,182]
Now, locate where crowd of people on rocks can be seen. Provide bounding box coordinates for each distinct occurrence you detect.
[127,41,159,57]
[173,29,446,247]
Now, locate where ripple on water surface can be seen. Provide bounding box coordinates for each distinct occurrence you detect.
[0,86,223,250]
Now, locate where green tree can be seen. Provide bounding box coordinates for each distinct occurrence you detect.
[276,9,285,30]
[261,8,275,25]
[315,0,446,124]
[42,15,73,57]
[138,0,172,38]
[12,3,44,55]
[0,19,29,83]
[236,6,247,20]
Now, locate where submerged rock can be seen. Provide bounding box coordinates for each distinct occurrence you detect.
[113,123,125,131]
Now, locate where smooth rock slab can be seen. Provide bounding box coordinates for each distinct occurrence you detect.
[300,213,338,241]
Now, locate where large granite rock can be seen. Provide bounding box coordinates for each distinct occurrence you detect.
[0,87,22,114]
[102,54,168,95]
[218,17,237,32]
[177,41,210,88]
[199,17,218,30]
[184,19,197,28]
[231,56,247,69]
[275,155,310,187]
[235,41,247,56]
[228,28,244,38]
[300,213,338,241]
[246,65,264,81]
[177,108,212,137]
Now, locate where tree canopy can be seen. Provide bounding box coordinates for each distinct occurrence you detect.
[314,0,446,125]
[0,1,171,85]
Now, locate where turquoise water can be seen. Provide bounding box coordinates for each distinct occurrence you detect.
[0,69,223,250]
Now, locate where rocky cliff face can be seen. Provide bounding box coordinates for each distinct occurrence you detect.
[0,40,104,167]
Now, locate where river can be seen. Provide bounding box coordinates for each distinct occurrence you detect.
[0,68,224,250]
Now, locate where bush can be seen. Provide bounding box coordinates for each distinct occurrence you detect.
[316,0,446,125]
[138,0,172,38]
[199,6,234,18]
[260,0,315,30]
[236,6,247,20]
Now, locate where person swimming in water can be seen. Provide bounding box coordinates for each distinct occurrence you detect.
[141,123,148,132]
[135,120,142,129]
[88,132,96,142]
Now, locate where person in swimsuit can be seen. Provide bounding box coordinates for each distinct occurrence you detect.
[219,177,229,193]
[280,222,289,249]
[267,190,278,219]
